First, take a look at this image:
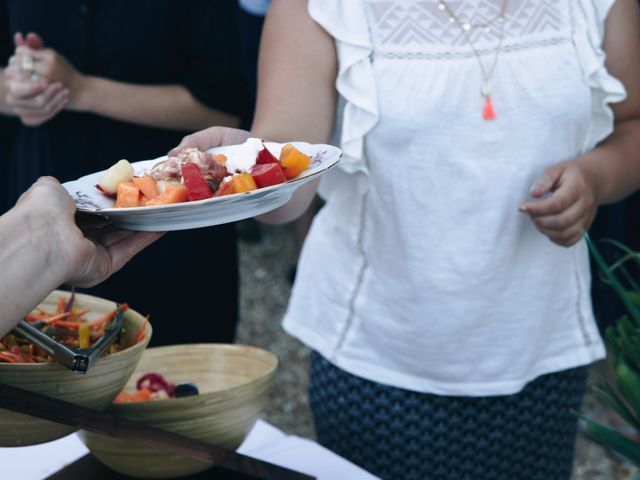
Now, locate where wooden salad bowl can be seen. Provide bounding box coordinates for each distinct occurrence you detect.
[78,344,278,479]
[0,290,152,446]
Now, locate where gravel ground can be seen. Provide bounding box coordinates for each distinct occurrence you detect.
[236,223,638,479]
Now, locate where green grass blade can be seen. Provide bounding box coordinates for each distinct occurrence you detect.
[587,235,640,326]
[581,415,640,465]
[593,383,640,432]
[616,359,640,416]
[602,239,640,267]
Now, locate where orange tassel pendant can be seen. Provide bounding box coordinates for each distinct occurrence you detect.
[482,95,496,120]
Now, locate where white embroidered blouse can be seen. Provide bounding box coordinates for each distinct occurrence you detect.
[282,0,626,395]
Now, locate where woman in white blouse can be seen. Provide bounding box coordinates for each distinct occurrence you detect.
[177,0,640,478]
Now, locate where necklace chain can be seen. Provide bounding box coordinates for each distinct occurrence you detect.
[439,0,508,97]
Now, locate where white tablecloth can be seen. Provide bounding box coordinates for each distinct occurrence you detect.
[0,419,379,480]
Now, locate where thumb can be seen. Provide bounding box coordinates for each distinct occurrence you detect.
[26,32,45,49]
[13,32,25,46]
[529,164,564,198]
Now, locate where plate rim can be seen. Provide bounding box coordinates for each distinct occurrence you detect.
[63,142,342,214]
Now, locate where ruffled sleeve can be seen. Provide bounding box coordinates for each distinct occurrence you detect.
[308,0,379,176]
[573,0,626,152]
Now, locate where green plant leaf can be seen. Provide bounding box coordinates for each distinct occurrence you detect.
[581,416,640,466]
[587,235,640,326]
[616,319,640,373]
[631,292,640,309]
[602,239,640,267]
[606,324,622,364]
[592,383,640,432]
[616,359,640,417]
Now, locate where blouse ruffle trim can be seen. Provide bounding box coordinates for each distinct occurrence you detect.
[308,0,379,175]
[573,0,626,152]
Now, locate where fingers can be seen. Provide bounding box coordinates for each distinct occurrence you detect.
[521,161,597,248]
[7,82,66,109]
[528,163,564,198]
[14,32,45,49]
[15,176,73,214]
[528,200,586,246]
[14,32,26,47]
[105,231,165,275]
[12,46,53,79]
[519,186,580,217]
[26,32,44,49]
[4,67,47,98]
[529,201,584,232]
[95,227,137,249]
[169,127,251,156]
[536,226,585,247]
[8,83,69,127]
[169,127,227,156]
[75,212,110,231]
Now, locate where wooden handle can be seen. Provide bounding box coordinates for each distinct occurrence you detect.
[0,383,314,480]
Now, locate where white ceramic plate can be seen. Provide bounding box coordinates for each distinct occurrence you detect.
[62,142,342,232]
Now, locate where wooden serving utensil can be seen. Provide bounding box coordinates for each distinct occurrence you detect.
[0,382,314,480]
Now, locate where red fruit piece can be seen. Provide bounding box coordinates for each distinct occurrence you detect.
[181,163,213,201]
[250,163,287,188]
[256,143,279,164]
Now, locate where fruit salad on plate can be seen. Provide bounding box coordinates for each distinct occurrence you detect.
[97,138,312,208]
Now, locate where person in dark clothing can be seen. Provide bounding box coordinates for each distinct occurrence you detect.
[0,0,250,346]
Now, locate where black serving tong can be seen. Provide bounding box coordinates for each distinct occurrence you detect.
[14,305,125,374]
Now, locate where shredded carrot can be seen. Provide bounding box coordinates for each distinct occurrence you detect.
[50,319,85,329]
[56,296,66,314]
[134,316,149,344]
[40,312,73,326]
[88,304,128,330]
[1,298,132,364]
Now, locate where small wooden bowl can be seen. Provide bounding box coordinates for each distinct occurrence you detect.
[78,344,278,479]
[0,290,151,446]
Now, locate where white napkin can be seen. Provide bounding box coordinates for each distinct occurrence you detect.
[238,420,380,480]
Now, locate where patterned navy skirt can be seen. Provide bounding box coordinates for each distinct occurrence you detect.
[308,352,588,480]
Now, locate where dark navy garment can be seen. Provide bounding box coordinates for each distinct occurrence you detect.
[0,0,249,346]
[309,351,587,480]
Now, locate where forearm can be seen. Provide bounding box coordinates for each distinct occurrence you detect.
[251,0,337,224]
[0,205,67,337]
[72,77,240,131]
[583,119,640,205]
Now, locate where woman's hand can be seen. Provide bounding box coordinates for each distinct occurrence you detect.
[15,177,163,288]
[9,44,83,105]
[169,126,252,155]
[520,158,600,247]
[4,34,72,126]
[3,67,69,126]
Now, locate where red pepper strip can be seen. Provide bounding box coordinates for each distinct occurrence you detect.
[0,351,34,363]
[134,316,149,344]
[56,296,66,314]
[88,304,128,330]
[181,163,213,201]
[50,319,84,329]
[25,313,44,323]
[40,311,73,325]
[0,352,23,363]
